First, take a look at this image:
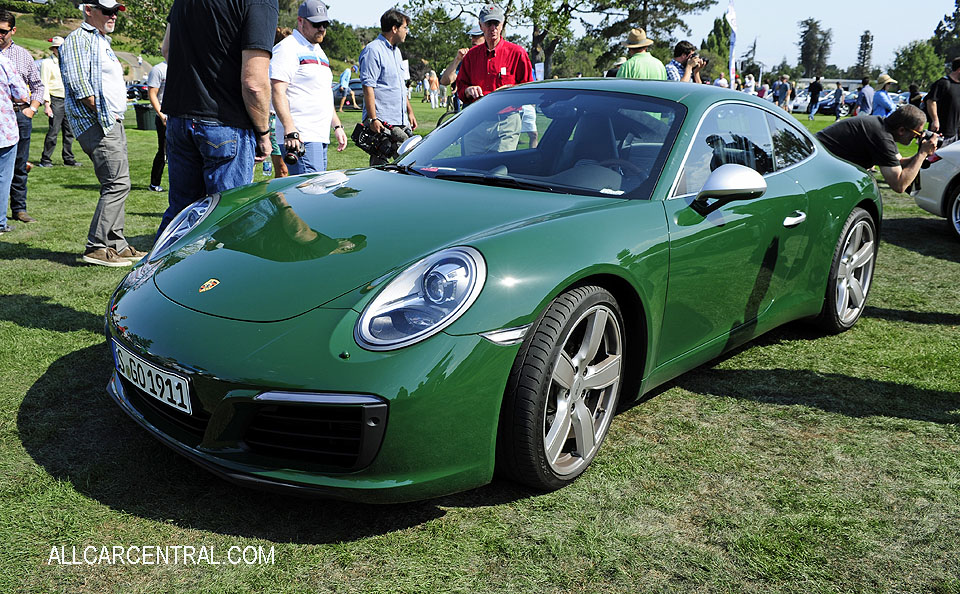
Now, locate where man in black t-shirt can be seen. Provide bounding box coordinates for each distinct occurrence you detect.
[816,105,939,193]
[157,0,278,237]
[926,57,960,146]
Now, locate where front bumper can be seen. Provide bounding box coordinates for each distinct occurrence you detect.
[105,280,520,504]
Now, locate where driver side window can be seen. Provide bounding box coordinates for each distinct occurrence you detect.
[673,104,775,196]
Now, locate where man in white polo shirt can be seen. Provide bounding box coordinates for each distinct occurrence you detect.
[270,0,347,174]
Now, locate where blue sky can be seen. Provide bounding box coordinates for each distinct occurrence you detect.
[326,0,956,71]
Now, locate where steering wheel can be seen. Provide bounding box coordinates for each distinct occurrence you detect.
[596,158,645,176]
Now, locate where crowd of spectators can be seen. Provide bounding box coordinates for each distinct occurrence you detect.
[0,1,956,264]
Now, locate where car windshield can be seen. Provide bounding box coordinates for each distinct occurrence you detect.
[397,88,684,200]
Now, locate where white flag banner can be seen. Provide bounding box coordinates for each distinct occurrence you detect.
[725,1,738,87]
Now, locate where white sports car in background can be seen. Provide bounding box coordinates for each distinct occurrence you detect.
[912,142,960,240]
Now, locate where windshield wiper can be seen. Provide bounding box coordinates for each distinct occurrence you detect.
[379,163,426,177]
[433,172,567,194]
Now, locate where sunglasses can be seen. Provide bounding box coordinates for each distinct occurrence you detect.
[308,20,329,29]
[97,6,121,16]
[908,128,924,139]
[0,28,11,36]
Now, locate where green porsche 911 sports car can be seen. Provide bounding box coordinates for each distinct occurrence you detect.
[106,79,881,503]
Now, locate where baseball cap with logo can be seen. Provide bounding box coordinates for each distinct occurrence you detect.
[298,0,329,23]
[48,36,64,48]
[479,4,505,24]
[90,0,126,11]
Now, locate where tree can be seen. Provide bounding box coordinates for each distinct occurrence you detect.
[933,0,960,62]
[116,0,174,54]
[815,28,832,76]
[700,16,731,77]
[797,18,832,77]
[323,21,364,65]
[854,30,873,79]
[891,41,945,90]
[401,5,470,80]
[551,33,606,78]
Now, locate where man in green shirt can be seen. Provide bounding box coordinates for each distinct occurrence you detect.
[616,28,666,80]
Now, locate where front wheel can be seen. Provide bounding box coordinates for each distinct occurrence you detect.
[838,103,850,117]
[497,286,624,491]
[816,207,877,332]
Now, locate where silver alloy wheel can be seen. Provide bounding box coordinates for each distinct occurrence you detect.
[543,304,622,476]
[951,193,960,238]
[834,219,876,325]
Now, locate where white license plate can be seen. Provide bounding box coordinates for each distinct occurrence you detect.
[113,341,192,415]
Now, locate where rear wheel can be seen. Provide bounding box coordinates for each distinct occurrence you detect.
[816,207,877,332]
[947,187,960,241]
[838,103,850,117]
[497,286,624,491]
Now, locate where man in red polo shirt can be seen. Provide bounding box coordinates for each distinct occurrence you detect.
[456,4,533,153]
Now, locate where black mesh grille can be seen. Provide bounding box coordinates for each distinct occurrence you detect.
[121,376,209,444]
[244,401,387,470]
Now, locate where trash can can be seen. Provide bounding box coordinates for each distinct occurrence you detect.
[134,103,156,131]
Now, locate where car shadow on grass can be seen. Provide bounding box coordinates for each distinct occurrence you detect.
[881,216,959,263]
[0,294,104,333]
[0,241,90,266]
[865,306,960,326]
[18,343,534,544]
[672,366,958,424]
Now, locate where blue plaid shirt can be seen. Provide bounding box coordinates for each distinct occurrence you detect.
[665,59,683,81]
[60,23,118,136]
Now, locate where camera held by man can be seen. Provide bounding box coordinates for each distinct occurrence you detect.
[352,119,413,163]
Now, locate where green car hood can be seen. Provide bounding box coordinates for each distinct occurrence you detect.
[153,168,612,322]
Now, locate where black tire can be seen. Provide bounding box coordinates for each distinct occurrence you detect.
[946,187,960,241]
[838,103,850,117]
[497,286,625,491]
[816,207,877,333]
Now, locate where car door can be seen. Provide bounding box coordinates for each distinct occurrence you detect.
[656,102,809,366]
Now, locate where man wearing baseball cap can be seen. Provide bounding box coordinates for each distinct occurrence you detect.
[454,4,532,153]
[38,36,79,168]
[456,4,532,107]
[616,28,666,80]
[270,0,347,174]
[61,1,145,266]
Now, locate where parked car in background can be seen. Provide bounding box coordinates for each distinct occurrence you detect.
[104,81,883,503]
[332,79,364,110]
[911,142,960,240]
[817,90,858,116]
[127,81,149,100]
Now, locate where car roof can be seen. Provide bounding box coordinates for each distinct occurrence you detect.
[503,78,777,113]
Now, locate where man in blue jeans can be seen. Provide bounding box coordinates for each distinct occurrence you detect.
[157,0,278,236]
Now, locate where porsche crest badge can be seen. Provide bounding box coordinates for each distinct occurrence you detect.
[199,279,220,293]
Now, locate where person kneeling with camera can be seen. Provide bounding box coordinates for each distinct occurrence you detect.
[270,0,348,174]
[816,105,940,193]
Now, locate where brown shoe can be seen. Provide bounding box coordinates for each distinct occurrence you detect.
[116,245,147,262]
[82,247,132,267]
[13,211,36,223]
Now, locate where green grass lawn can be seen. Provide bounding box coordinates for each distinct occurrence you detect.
[0,94,957,593]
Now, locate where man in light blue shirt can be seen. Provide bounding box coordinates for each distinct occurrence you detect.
[359,8,417,164]
[338,65,356,112]
[857,77,874,116]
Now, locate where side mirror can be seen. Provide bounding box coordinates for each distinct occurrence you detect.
[397,135,422,155]
[692,163,767,216]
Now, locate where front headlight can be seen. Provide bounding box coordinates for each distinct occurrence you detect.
[148,194,219,262]
[356,246,486,351]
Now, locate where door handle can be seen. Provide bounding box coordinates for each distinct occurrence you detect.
[783,211,807,227]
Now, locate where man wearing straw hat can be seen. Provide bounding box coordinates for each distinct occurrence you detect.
[616,28,665,80]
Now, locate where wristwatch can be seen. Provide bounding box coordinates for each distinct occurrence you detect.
[284,131,300,140]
